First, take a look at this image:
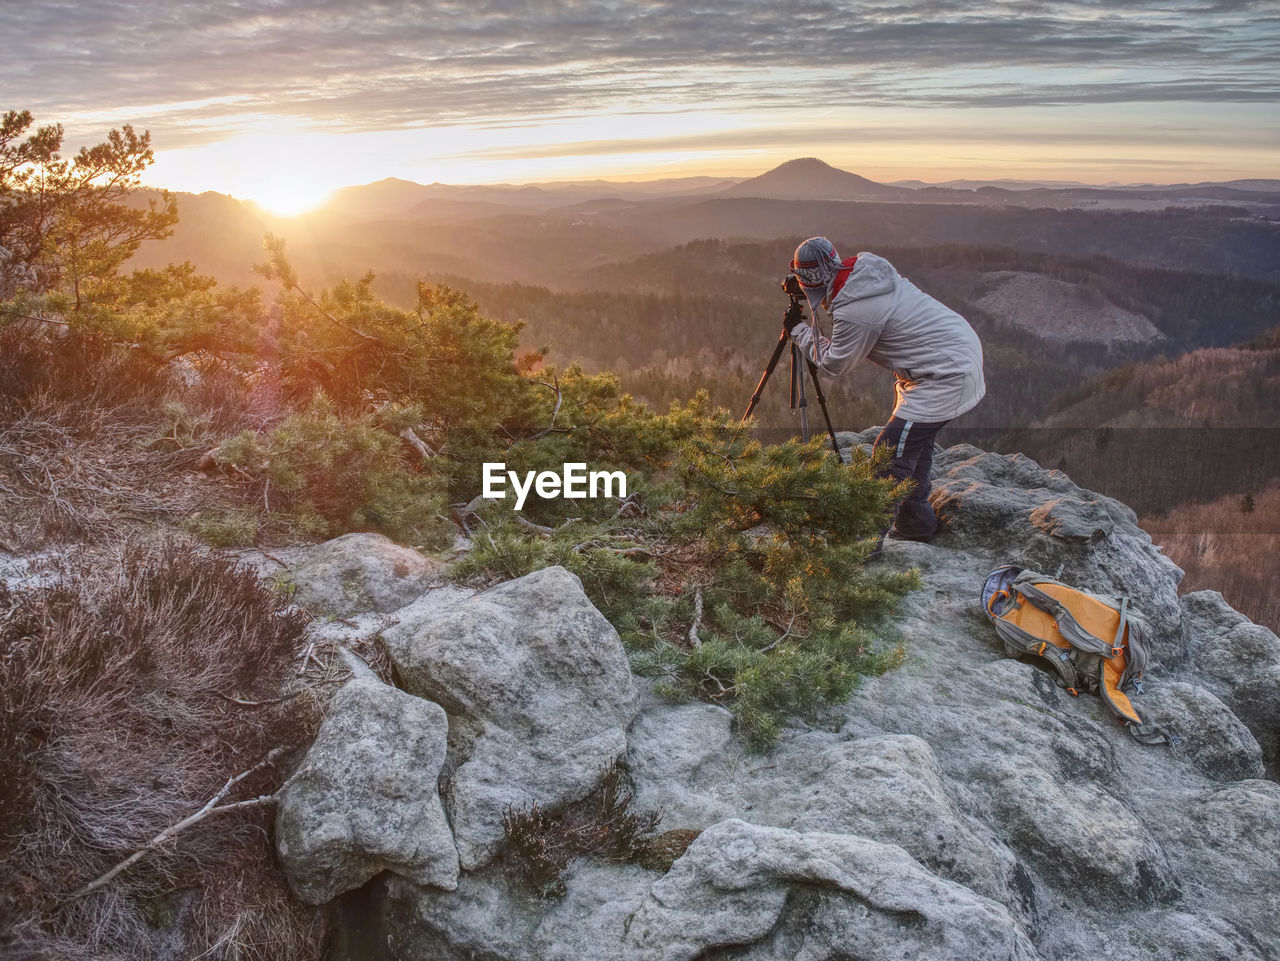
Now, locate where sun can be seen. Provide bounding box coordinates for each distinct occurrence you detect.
[228,132,337,216]
[242,169,334,217]
[147,126,340,216]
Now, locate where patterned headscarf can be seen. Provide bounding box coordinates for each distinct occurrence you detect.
[790,237,841,313]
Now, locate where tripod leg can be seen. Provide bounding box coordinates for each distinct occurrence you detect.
[742,329,790,423]
[791,344,810,442]
[805,359,841,457]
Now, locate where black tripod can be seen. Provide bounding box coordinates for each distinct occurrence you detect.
[741,279,841,456]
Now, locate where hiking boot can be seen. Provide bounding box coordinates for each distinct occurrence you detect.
[887,528,934,544]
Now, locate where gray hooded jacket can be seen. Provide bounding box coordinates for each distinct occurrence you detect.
[789,253,985,422]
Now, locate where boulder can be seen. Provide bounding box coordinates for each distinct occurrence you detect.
[623,819,1040,961]
[283,532,443,616]
[382,565,639,869]
[276,661,458,903]
[929,445,1184,639]
[1182,591,1280,770]
[1166,780,1280,949]
[1140,681,1265,782]
[291,443,1280,960]
[627,716,1031,919]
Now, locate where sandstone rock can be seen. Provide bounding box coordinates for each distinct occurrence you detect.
[276,666,457,904]
[382,565,639,869]
[1182,591,1280,770]
[307,443,1279,961]
[285,532,443,616]
[1167,779,1280,950]
[929,445,1184,639]
[1113,912,1271,961]
[625,699,739,826]
[1140,681,1264,782]
[623,819,1041,961]
[627,719,1032,920]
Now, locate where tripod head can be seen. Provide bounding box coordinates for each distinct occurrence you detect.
[781,273,805,305]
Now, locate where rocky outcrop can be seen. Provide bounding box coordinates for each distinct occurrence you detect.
[1179,589,1280,772]
[382,565,640,869]
[283,532,444,617]
[623,819,1039,961]
[277,441,1278,961]
[275,656,458,903]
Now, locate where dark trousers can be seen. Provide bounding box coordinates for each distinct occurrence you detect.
[873,416,949,539]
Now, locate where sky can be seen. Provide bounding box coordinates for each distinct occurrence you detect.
[5,0,1278,214]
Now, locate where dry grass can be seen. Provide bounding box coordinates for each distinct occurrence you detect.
[0,540,326,960]
[1141,482,1280,633]
[0,324,258,547]
[500,762,661,898]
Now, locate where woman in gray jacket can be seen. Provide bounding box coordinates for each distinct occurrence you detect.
[785,237,985,544]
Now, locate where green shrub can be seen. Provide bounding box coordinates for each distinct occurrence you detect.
[185,507,261,547]
[453,398,920,748]
[212,394,452,548]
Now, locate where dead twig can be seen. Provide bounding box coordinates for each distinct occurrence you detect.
[210,690,302,707]
[515,514,554,536]
[64,748,296,902]
[758,614,800,654]
[529,377,563,440]
[613,495,643,519]
[400,427,435,461]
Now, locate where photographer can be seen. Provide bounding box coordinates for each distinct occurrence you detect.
[784,237,985,545]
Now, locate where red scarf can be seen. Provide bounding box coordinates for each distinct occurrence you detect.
[829,256,858,301]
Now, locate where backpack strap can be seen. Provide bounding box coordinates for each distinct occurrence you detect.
[989,616,1081,693]
[1012,577,1117,658]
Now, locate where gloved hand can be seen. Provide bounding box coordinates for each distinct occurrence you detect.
[783,300,805,334]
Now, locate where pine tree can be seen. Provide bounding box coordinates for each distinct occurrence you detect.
[1,109,178,309]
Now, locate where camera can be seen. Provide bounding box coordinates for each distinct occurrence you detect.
[781,273,804,298]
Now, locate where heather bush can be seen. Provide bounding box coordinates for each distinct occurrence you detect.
[500,762,660,898]
[0,540,324,960]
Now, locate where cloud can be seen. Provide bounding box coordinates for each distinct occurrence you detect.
[4,0,1277,142]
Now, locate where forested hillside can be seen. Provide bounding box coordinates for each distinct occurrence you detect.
[129,175,1280,293]
[362,240,1280,446]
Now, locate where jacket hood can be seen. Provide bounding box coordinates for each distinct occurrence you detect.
[832,253,899,304]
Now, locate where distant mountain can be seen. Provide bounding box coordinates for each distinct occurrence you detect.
[312,175,745,218]
[721,158,913,202]
[892,178,1093,191]
[1038,339,1280,431]
[128,190,270,286]
[321,178,444,220]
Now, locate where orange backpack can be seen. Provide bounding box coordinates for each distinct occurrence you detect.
[982,566,1172,745]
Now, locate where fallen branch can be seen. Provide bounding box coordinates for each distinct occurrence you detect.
[515,514,554,536]
[688,587,704,647]
[613,495,643,519]
[758,614,800,654]
[64,748,295,902]
[400,427,436,461]
[210,690,302,707]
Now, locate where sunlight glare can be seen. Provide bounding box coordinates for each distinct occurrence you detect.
[148,124,342,216]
